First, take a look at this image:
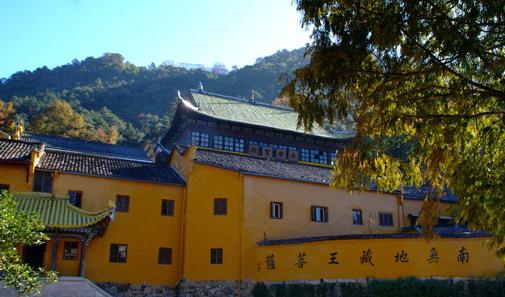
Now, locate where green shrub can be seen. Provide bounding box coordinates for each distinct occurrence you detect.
[468,278,505,297]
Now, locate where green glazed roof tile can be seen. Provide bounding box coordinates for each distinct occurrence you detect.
[189,91,354,139]
[13,192,113,229]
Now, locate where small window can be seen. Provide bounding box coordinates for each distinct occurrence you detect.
[158,247,172,265]
[270,202,283,219]
[379,212,394,227]
[0,184,9,191]
[213,135,224,150]
[210,248,223,264]
[352,209,363,225]
[68,191,82,208]
[311,206,328,223]
[63,241,79,260]
[33,171,52,193]
[214,198,227,215]
[109,244,127,263]
[116,195,130,212]
[161,199,175,216]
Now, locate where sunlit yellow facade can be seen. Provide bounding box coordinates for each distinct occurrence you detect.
[0,89,503,292]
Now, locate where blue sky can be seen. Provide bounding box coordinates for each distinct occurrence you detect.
[0,0,311,78]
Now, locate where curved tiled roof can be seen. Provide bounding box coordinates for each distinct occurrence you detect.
[22,133,149,161]
[39,150,185,185]
[0,138,40,162]
[14,192,112,229]
[193,148,458,202]
[189,90,354,140]
[194,148,333,184]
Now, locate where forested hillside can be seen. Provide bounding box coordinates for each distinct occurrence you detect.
[0,48,307,145]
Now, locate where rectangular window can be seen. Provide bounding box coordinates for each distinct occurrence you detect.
[311,206,328,223]
[234,138,245,152]
[161,199,175,216]
[210,248,223,264]
[116,195,130,212]
[309,149,328,164]
[214,198,227,215]
[109,244,128,263]
[213,135,224,150]
[379,212,394,227]
[190,131,209,147]
[300,148,310,162]
[33,171,52,193]
[352,209,363,225]
[63,241,79,260]
[158,247,172,265]
[68,191,82,208]
[224,136,234,151]
[270,202,283,219]
[0,184,9,191]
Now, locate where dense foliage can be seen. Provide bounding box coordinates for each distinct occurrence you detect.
[283,0,505,253]
[0,190,56,294]
[0,49,307,145]
[252,278,505,297]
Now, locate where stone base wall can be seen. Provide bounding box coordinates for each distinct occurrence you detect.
[95,279,255,297]
[96,282,175,297]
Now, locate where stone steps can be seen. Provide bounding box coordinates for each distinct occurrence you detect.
[0,277,112,297]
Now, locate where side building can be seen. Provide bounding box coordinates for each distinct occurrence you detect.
[0,134,185,286]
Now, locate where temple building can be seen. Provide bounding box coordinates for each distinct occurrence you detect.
[0,89,502,295]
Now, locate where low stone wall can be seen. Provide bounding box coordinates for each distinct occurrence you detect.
[96,279,255,297]
[96,282,175,297]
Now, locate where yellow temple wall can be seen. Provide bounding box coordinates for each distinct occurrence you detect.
[51,173,185,285]
[240,175,404,278]
[253,237,503,281]
[0,163,31,192]
[182,162,243,281]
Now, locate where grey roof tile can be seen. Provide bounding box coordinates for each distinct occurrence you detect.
[38,151,185,185]
[193,148,458,202]
[0,138,40,162]
[22,133,149,161]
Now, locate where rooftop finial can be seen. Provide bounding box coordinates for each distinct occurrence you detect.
[177,90,183,100]
[199,82,204,93]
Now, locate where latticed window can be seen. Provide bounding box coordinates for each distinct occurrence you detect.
[300,149,310,162]
[63,241,79,260]
[213,135,224,149]
[308,150,329,164]
[224,137,234,151]
[190,131,209,147]
[109,244,127,263]
[234,138,244,152]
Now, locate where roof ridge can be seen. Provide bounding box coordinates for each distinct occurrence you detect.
[44,148,154,164]
[0,137,42,146]
[189,89,293,111]
[24,132,145,150]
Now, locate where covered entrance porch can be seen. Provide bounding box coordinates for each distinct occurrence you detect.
[15,192,114,277]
